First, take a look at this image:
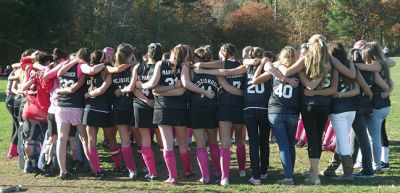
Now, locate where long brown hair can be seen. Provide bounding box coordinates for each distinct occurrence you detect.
[328,41,352,88]
[362,42,391,80]
[115,43,134,66]
[194,46,213,62]
[304,34,329,79]
[171,44,186,74]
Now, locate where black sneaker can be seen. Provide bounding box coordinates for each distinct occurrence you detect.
[101,140,109,149]
[145,174,157,181]
[58,172,73,180]
[93,171,104,180]
[353,171,375,179]
[381,162,390,171]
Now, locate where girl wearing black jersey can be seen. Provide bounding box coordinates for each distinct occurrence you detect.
[321,41,359,181]
[108,43,139,179]
[125,43,164,180]
[355,42,392,173]
[81,50,113,178]
[182,46,217,184]
[277,35,339,185]
[193,43,245,186]
[135,44,189,184]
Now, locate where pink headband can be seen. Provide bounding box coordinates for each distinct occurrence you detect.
[103,49,113,57]
[354,40,366,49]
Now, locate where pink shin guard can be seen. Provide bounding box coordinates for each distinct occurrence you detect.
[180,151,193,175]
[142,146,157,175]
[236,145,246,171]
[220,147,231,179]
[163,150,177,178]
[137,146,146,168]
[196,147,210,179]
[88,148,101,173]
[209,144,221,175]
[121,146,137,172]
[8,143,19,158]
[110,147,122,168]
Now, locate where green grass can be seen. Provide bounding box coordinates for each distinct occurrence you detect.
[1,58,400,192]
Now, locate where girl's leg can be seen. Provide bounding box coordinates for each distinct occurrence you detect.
[206,128,220,177]
[219,121,233,181]
[174,126,192,176]
[158,124,177,183]
[155,128,164,156]
[86,126,101,173]
[235,124,246,176]
[193,129,210,183]
[104,127,122,170]
[118,125,137,175]
[56,122,71,175]
[140,128,157,177]
[132,127,146,171]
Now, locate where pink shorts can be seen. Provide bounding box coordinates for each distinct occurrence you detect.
[55,107,83,126]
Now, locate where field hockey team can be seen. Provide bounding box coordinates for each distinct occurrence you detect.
[4,34,396,186]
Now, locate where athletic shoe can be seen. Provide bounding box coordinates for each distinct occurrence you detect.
[260,173,268,180]
[144,174,157,181]
[353,162,362,169]
[301,170,311,178]
[304,177,321,185]
[58,172,72,180]
[164,177,177,185]
[381,162,390,171]
[93,171,104,180]
[239,170,246,177]
[220,178,229,186]
[129,171,138,179]
[353,171,375,179]
[277,178,294,185]
[335,165,344,175]
[248,177,261,186]
[23,160,33,173]
[199,177,212,185]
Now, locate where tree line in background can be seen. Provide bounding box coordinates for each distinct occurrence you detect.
[1,0,399,66]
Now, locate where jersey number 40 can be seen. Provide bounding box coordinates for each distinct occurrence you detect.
[274,84,293,98]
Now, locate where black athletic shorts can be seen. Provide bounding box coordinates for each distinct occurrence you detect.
[189,105,218,129]
[112,109,134,126]
[153,109,187,126]
[82,109,113,128]
[134,107,157,129]
[22,119,47,141]
[216,105,244,124]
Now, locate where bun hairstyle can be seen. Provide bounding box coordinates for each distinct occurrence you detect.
[90,50,105,66]
[147,43,162,61]
[361,42,390,80]
[194,46,213,62]
[305,34,329,80]
[38,53,53,65]
[263,51,276,62]
[115,43,134,66]
[249,47,264,59]
[279,46,296,67]
[76,48,91,63]
[21,49,36,58]
[52,48,68,62]
[162,52,170,60]
[220,43,239,61]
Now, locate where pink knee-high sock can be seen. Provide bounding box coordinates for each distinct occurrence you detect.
[196,147,210,179]
[220,147,231,179]
[137,146,146,168]
[323,123,335,146]
[296,119,304,141]
[209,144,221,175]
[180,151,193,175]
[163,150,177,178]
[187,128,193,138]
[88,148,101,173]
[110,147,122,168]
[142,146,157,175]
[121,146,137,172]
[236,144,246,171]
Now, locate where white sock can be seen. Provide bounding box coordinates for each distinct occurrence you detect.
[356,151,362,164]
[381,147,389,163]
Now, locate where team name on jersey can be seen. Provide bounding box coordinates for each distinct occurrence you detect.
[195,78,218,88]
[227,74,244,78]
[162,69,181,75]
[247,73,254,79]
[140,75,151,81]
[113,77,130,84]
[63,72,76,77]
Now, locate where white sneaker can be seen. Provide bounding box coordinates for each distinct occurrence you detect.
[239,170,246,177]
[129,171,138,179]
[353,162,362,169]
[248,177,261,186]
[260,173,268,179]
[220,178,229,186]
[335,165,344,175]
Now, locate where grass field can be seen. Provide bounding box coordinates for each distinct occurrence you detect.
[1,58,400,192]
